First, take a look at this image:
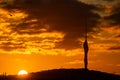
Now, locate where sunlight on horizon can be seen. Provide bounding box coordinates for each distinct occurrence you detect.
[18,70,28,75]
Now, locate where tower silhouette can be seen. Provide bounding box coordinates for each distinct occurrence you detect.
[83,22,89,70]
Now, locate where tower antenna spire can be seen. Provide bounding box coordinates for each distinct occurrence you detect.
[83,17,89,70]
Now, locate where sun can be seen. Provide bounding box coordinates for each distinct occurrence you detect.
[18,70,28,75]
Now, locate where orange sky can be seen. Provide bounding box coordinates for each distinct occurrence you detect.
[0,0,120,75]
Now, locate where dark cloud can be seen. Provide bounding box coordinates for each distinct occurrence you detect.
[103,0,114,2]
[0,41,25,51]
[3,0,100,49]
[105,5,120,25]
[116,35,120,38]
[109,46,120,50]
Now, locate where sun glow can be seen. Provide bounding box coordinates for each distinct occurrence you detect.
[18,70,28,75]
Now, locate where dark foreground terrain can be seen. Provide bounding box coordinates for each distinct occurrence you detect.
[0,69,120,80]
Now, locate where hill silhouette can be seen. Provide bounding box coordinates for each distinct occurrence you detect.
[1,69,120,80]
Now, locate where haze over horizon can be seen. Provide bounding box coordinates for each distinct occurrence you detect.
[0,0,120,75]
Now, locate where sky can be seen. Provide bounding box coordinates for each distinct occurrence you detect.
[0,0,120,75]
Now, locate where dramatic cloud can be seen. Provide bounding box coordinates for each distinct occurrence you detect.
[0,0,119,53]
[2,0,100,49]
[104,1,120,25]
[109,46,120,50]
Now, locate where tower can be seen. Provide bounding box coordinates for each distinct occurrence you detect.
[83,22,89,70]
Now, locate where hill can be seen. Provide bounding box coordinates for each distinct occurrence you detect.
[29,69,120,80]
[1,69,120,80]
